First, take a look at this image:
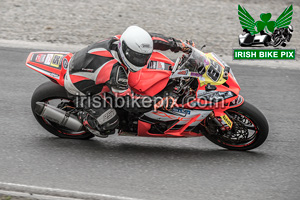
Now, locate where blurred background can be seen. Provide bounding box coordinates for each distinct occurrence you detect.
[0,0,298,57]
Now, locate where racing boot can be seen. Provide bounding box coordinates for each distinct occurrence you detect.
[78,108,119,138]
[75,95,119,137]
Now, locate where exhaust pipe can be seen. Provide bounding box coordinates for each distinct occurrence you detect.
[35,102,83,131]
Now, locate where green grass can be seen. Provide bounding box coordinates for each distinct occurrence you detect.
[0,196,12,200]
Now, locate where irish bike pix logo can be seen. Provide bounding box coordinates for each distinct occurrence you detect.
[234,4,295,60]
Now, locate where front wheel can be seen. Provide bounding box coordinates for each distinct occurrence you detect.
[203,101,269,151]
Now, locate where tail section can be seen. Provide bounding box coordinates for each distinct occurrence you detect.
[26,52,73,86]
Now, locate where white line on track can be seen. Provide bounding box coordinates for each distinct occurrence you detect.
[0,182,143,200]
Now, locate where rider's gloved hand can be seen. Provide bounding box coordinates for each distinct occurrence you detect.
[154,95,177,112]
[185,40,195,47]
[171,38,195,53]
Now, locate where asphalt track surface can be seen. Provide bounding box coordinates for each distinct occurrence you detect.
[0,46,299,200]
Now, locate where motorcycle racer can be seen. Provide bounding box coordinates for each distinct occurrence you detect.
[64,25,194,137]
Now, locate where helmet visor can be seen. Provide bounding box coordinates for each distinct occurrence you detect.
[122,41,152,67]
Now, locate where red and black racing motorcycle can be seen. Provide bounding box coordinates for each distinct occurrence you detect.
[26,46,269,151]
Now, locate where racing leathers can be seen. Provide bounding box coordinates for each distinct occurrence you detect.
[64,33,188,136]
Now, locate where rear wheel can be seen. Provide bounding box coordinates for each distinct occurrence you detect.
[31,81,94,139]
[203,101,269,150]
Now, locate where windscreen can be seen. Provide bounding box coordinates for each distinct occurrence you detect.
[179,47,211,74]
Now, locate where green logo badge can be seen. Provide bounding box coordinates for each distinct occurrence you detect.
[235,4,295,59]
[238,4,293,35]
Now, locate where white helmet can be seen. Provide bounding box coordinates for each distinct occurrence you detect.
[118,26,153,72]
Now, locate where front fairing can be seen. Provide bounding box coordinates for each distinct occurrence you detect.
[183,52,241,110]
[176,49,234,88]
[180,51,240,93]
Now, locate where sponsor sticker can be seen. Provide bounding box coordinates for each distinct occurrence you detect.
[44,54,54,65]
[190,72,205,81]
[63,58,68,69]
[35,54,46,63]
[190,72,201,77]
[50,54,63,68]
[204,58,210,66]
[30,54,35,61]
[49,72,59,79]
[148,61,167,70]
[220,114,233,128]
[172,107,191,115]
[178,70,188,75]
[141,43,151,48]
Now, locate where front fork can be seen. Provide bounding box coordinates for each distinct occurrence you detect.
[209,111,233,131]
[209,95,244,131]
